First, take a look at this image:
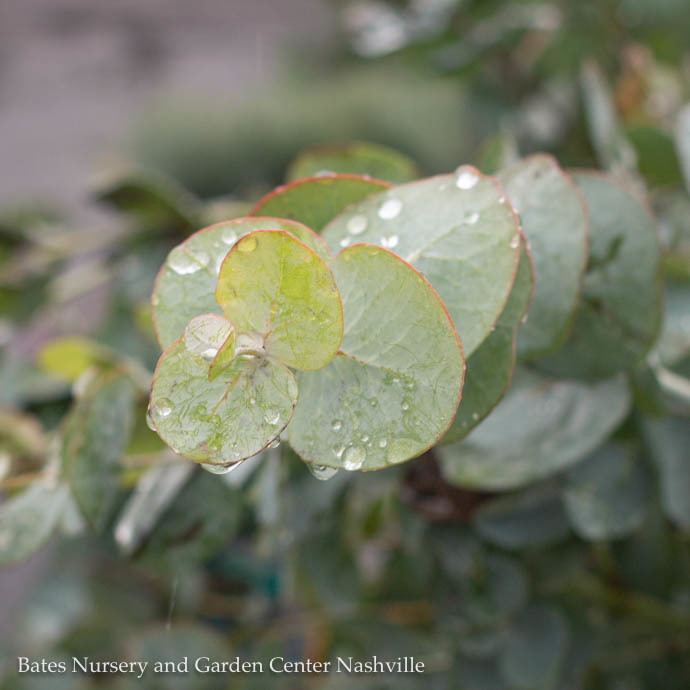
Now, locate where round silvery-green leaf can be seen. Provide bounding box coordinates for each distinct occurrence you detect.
[322,166,521,356]
[149,314,298,465]
[438,368,631,491]
[441,236,533,443]
[287,141,420,184]
[215,230,343,371]
[498,155,588,358]
[536,172,662,379]
[563,443,648,540]
[288,244,464,471]
[151,217,331,350]
[499,605,570,690]
[250,174,391,232]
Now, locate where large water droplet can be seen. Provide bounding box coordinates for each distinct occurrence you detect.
[331,419,342,431]
[184,314,231,358]
[343,446,365,471]
[152,399,172,420]
[456,169,479,190]
[221,227,238,245]
[168,246,204,275]
[264,409,280,425]
[378,198,402,220]
[268,438,280,449]
[151,294,160,307]
[202,461,241,475]
[201,348,218,362]
[347,215,368,235]
[145,408,156,431]
[464,212,480,225]
[381,234,399,249]
[378,439,388,448]
[238,235,258,253]
[510,235,520,249]
[339,236,352,248]
[309,464,339,481]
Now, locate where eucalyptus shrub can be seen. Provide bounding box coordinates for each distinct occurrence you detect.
[1,135,689,689]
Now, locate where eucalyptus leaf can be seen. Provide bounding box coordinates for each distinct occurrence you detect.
[441,236,532,443]
[288,244,464,471]
[322,166,521,356]
[150,314,298,464]
[641,416,690,530]
[0,480,69,565]
[152,217,331,350]
[498,155,587,358]
[251,174,391,232]
[499,605,570,690]
[473,484,570,550]
[536,172,662,379]
[61,371,136,531]
[438,368,631,490]
[563,443,648,540]
[287,141,420,184]
[215,230,343,370]
[676,103,690,193]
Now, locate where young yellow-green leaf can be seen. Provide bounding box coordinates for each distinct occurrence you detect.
[287,141,420,184]
[438,368,631,491]
[0,481,69,565]
[152,217,331,350]
[38,337,107,382]
[215,231,343,371]
[288,244,464,471]
[441,236,533,443]
[149,314,298,465]
[498,155,588,358]
[535,172,662,379]
[207,329,235,382]
[250,174,391,232]
[322,167,521,356]
[61,371,136,531]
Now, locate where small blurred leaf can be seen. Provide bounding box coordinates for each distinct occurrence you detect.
[626,125,684,188]
[287,141,420,184]
[563,443,648,540]
[438,368,631,490]
[675,103,690,193]
[38,337,108,382]
[473,484,570,550]
[251,174,391,232]
[61,371,136,531]
[0,480,69,565]
[499,605,570,690]
[642,416,690,530]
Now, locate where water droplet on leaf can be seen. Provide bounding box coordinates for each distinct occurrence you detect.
[456,170,479,190]
[238,235,258,253]
[331,419,342,431]
[378,198,402,220]
[221,228,238,245]
[347,215,368,235]
[381,234,399,249]
[152,399,172,419]
[309,464,339,481]
[202,461,241,475]
[343,446,365,471]
[264,409,280,425]
[168,246,204,275]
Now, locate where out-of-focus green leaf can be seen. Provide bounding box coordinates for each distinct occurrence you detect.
[441,238,532,443]
[150,314,297,465]
[499,605,570,690]
[0,480,69,565]
[323,166,521,356]
[655,281,690,365]
[38,337,109,382]
[251,174,390,232]
[438,368,631,490]
[642,416,690,530]
[473,484,570,550]
[536,172,662,380]
[288,244,464,471]
[92,167,202,232]
[498,155,588,358]
[215,230,343,370]
[675,103,690,193]
[626,125,684,188]
[287,141,420,184]
[563,443,648,540]
[152,217,330,350]
[61,371,136,531]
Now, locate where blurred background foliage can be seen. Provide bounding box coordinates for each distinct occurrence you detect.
[1,0,689,688]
